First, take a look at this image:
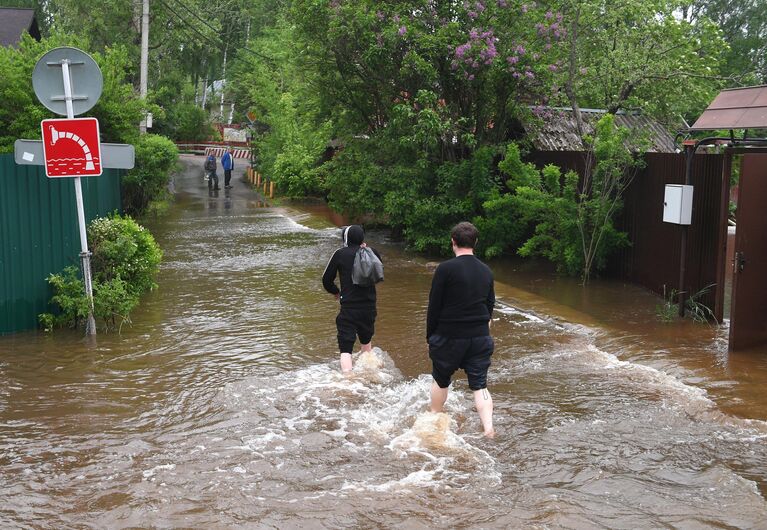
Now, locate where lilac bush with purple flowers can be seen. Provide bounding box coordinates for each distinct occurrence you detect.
[281,0,567,253]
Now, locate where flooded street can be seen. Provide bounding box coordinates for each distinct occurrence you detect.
[3,155,767,528]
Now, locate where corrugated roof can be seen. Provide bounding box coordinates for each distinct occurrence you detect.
[690,85,767,131]
[0,8,38,47]
[526,108,678,153]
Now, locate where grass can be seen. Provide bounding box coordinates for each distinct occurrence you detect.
[655,285,678,322]
[655,283,718,325]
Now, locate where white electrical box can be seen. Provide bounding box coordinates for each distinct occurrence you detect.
[663,184,694,225]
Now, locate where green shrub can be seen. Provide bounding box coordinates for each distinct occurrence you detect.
[39,266,90,329]
[93,276,138,331]
[40,214,162,332]
[88,214,163,295]
[155,102,213,142]
[323,142,391,219]
[488,117,639,281]
[122,134,179,215]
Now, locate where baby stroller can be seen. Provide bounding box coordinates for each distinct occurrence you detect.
[204,154,219,190]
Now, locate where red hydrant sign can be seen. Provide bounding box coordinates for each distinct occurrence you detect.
[40,117,102,177]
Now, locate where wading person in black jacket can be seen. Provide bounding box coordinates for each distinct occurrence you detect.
[427,222,496,437]
[322,225,382,373]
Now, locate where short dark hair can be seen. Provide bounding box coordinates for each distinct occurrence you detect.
[451,221,478,249]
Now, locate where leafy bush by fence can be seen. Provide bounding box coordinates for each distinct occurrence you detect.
[40,214,162,332]
[122,134,179,215]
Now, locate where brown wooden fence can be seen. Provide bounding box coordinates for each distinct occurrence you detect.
[530,151,728,320]
[614,153,727,319]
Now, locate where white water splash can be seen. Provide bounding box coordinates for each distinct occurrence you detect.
[142,463,176,479]
[495,302,545,323]
[221,349,500,491]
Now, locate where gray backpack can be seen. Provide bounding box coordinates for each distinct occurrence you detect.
[352,247,384,286]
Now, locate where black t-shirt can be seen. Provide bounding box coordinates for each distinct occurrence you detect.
[322,245,382,308]
[427,254,495,338]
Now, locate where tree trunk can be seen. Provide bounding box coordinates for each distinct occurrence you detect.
[564,6,586,148]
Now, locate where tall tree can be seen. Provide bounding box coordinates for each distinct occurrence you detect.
[554,0,725,137]
[685,0,767,84]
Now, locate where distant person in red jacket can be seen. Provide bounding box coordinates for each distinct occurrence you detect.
[426,222,496,437]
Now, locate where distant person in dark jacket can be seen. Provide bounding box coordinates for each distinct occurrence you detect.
[322,225,382,373]
[221,147,234,189]
[204,154,219,191]
[426,221,496,437]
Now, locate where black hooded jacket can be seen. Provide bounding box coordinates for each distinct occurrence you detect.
[322,225,382,308]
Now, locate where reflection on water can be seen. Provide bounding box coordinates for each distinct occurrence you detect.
[2,156,767,527]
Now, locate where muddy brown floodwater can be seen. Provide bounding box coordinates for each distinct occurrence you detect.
[3,155,767,528]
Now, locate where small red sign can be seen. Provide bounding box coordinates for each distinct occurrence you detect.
[40,117,102,177]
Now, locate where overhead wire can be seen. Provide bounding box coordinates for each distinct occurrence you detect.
[164,0,276,64]
[155,0,275,113]
[157,0,225,51]
[160,0,274,66]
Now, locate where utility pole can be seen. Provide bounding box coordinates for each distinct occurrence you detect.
[219,44,227,120]
[201,73,208,109]
[139,0,149,133]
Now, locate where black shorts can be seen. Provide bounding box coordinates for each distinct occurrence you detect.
[428,334,493,390]
[336,307,376,353]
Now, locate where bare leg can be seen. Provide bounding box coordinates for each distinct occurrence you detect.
[430,381,448,413]
[473,388,495,437]
[340,352,353,373]
[360,342,372,353]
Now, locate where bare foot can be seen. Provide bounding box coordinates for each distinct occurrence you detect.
[484,429,496,439]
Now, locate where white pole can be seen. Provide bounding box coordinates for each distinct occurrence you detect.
[62,59,97,336]
[201,74,208,109]
[139,0,149,133]
[219,45,227,119]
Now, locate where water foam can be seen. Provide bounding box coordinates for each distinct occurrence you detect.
[582,344,716,411]
[223,349,501,491]
[495,301,545,324]
[552,343,767,434]
[142,463,175,479]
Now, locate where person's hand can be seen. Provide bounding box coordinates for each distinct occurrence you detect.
[360,242,367,248]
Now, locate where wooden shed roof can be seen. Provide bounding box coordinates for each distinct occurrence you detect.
[0,8,40,47]
[526,108,678,153]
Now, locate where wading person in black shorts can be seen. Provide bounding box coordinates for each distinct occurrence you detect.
[427,221,496,437]
[322,225,382,373]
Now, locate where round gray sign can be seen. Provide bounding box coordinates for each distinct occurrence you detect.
[32,47,103,116]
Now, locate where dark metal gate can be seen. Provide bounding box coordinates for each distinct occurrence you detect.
[611,152,728,320]
[729,153,767,350]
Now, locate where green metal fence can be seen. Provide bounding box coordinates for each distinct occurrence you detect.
[0,154,122,334]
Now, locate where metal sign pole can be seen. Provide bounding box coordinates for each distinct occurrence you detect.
[61,59,97,336]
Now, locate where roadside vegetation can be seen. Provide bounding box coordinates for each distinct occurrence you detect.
[39,214,162,332]
[4,0,764,294]
[229,0,735,283]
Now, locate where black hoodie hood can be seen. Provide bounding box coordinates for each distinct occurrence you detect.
[343,225,365,246]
